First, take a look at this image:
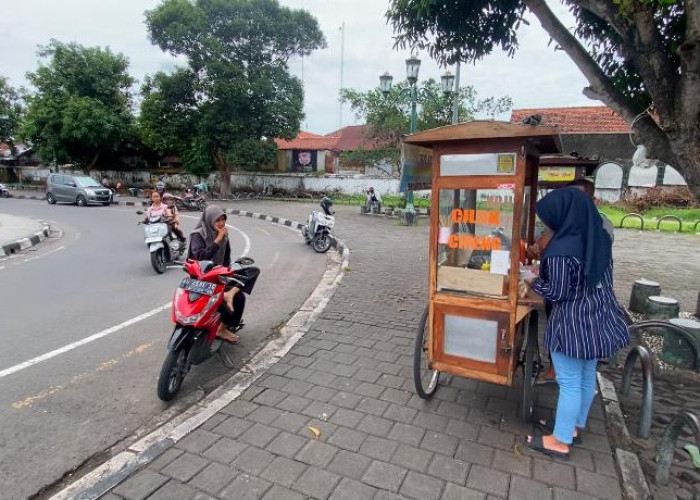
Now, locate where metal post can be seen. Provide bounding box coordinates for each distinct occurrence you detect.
[404,84,417,220]
[452,62,460,125]
[339,21,345,130]
[655,411,700,485]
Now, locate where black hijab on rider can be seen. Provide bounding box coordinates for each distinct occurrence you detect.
[188,205,229,266]
[536,187,611,288]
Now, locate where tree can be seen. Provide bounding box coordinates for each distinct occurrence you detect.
[340,78,512,172]
[387,1,700,199]
[0,77,24,145]
[141,0,326,195]
[21,41,134,171]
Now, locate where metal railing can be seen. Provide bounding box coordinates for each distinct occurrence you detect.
[656,215,682,231]
[619,212,645,230]
[655,411,700,485]
[620,345,654,438]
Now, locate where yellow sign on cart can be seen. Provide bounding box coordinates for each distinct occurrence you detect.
[539,166,576,182]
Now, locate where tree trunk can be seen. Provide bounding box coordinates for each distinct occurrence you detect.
[667,131,700,201]
[84,151,101,173]
[213,150,231,198]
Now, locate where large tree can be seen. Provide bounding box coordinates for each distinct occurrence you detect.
[387,1,700,199]
[141,0,326,195]
[0,77,24,145]
[340,78,512,172]
[22,41,134,171]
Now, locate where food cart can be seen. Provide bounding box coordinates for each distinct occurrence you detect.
[405,121,561,422]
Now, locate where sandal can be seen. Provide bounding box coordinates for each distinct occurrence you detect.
[216,330,240,345]
[522,435,570,460]
[536,419,582,445]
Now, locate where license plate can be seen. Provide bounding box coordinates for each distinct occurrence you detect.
[179,278,216,295]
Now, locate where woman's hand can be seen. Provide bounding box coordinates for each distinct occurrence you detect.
[214,225,228,243]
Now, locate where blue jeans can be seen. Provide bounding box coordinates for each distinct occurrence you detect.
[551,351,598,444]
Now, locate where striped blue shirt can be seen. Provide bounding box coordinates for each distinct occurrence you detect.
[532,256,629,359]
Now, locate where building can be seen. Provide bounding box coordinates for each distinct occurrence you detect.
[511,106,687,201]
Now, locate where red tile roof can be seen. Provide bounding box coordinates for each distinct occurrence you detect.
[275,131,339,151]
[510,106,630,134]
[325,124,384,151]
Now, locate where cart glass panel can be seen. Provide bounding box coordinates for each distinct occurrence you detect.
[436,187,516,298]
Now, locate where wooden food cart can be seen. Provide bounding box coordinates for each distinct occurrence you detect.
[406,121,561,422]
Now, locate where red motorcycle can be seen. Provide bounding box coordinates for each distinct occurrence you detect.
[157,257,259,401]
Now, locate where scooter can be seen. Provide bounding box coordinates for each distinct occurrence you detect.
[175,190,207,212]
[302,198,335,253]
[157,256,259,401]
[0,184,12,198]
[137,211,186,274]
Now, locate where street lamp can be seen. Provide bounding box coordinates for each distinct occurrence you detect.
[379,57,456,223]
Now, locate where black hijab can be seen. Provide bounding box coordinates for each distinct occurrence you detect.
[536,187,612,288]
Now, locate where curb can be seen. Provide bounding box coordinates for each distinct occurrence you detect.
[0,220,52,258]
[49,211,349,500]
[597,372,653,499]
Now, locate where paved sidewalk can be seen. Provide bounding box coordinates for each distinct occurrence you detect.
[0,212,51,256]
[95,202,625,500]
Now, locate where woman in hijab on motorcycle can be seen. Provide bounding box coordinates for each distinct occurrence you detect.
[522,187,629,460]
[188,205,245,344]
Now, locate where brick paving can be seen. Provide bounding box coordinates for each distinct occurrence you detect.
[99,201,699,500]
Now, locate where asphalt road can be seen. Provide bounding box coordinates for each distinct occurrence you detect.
[0,199,325,499]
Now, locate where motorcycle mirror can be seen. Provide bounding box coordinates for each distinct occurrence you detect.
[136,210,144,215]
[235,256,255,266]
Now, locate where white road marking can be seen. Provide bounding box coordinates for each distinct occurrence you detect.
[268,251,280,269]
[0,302,170,380]
[14,245,66,264]
[256,227,270,236]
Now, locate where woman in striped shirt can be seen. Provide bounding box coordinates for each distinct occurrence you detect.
[523,187,629,459]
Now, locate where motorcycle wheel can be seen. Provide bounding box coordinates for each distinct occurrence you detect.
[151,248,167,274]
[157,346,189,401]
[312,234,332,253]
[197,199,206,212]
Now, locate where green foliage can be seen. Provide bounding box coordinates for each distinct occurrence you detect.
[340,78,511,171]
[386,0,682,125]
[387,0,527,64]
[21,40,134,169]
[140,0,326,181]
[0,77,24,143]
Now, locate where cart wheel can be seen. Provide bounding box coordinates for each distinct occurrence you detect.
[414,306,440,399]
[521,310,540,422]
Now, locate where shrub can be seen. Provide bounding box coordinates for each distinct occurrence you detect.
[622,186,696,212]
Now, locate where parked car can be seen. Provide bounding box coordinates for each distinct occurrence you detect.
[46,174,112,206]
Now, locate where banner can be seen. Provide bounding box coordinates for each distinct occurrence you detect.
[400,143,433,192]
[292,150,317,172]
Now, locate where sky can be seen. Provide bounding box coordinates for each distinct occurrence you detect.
[0,0,595,135]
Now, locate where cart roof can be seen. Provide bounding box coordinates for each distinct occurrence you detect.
[403,120,562,154]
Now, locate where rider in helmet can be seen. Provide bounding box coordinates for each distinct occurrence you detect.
[162,193,186,245]
[155,181,166,196]
[320,196,335,216]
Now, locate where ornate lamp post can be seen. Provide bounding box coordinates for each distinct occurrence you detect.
[380,56,456,223]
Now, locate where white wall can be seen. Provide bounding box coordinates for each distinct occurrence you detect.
[229,172,400,195]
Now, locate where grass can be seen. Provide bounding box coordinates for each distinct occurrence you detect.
[331,194,431,209]
[599,205,700,233]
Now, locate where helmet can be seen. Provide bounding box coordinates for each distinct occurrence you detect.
[163,192,174,201]
[156,182,165,193]
[320,196,334,215]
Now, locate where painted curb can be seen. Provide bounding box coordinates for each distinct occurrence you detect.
[0,220,52,258]
[597,372,652,500]
[49,212,349,500]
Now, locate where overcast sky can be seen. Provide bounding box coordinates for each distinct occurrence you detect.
[0,0,595,135]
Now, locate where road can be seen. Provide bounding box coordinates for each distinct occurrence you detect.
[0,199,325,499]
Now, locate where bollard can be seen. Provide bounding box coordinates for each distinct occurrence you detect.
[655,411,700,486]
[620,213,645,230]
[620,345,654,439]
